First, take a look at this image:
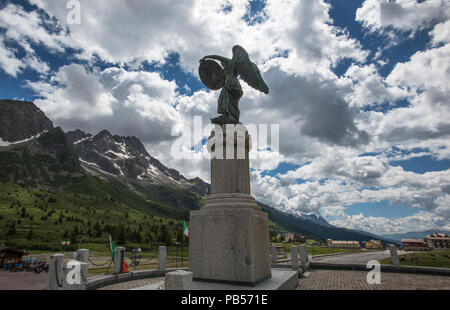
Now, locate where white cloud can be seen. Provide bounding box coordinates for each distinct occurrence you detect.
[28,64,183,145]
[0,39,22,77]
[343,64,407,108]
[0,4,64,77]
[329,210,450,235]
[431,20,450,45]
[0,4,68,53]
[356,0,450,32]
[377,43,450,143]
[28,64,116,120]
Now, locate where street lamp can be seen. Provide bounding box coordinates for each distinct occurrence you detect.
[130,248,142,271]
[61,240,71,253]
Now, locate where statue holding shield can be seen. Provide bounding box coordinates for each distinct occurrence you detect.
[199,45,269,124]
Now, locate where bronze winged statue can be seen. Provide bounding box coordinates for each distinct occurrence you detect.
[199,45,269,124]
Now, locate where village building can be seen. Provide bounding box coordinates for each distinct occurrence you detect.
[424,233,450,249]
[326,239,360,249]
[402,233,450,251]
[277,233,306,243]
[0,248,26,271]
[364,239,383,249]
[401,239,428,251]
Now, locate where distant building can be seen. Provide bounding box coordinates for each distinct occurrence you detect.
[327,239,360,249]
[425,233,450,249]
[401,233,450,251]
[277,233,306,243]
[364,240,383,249]
[0,248,26,271]
[402,239,428,251]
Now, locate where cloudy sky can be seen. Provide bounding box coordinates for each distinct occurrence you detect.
[1,0,449,235]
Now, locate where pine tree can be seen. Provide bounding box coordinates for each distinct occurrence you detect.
[27,229,34,240]
[7,222,16,236]
[93,222,102,237]
[159,224,172,245]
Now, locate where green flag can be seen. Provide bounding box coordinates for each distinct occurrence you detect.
[109,234,116,261]
[183,220,189,239]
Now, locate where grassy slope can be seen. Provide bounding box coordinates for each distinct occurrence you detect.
[0,181,189,251]
[379,250,450,268]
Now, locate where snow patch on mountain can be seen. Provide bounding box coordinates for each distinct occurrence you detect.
[0,130,49,146]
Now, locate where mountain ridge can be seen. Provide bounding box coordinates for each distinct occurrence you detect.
[382,229,450,242]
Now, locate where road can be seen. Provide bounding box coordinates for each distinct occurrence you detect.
[311,250,409,264]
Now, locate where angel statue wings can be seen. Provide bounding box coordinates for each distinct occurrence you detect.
[199,45,269,124]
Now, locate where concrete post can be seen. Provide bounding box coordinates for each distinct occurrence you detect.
[299,244,309,271]
[165,270,193,290]
[75,249,89,264]
[46,254,64,290]
[158,246,167,270]
[270,246,278,264]
[63,261,88,290]
[291,246,299,270]
[389,244,400,267]
[113,246,126,274]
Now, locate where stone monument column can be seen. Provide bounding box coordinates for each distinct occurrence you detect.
[189,124,272,286]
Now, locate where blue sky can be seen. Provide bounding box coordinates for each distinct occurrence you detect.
[0,0,449,235]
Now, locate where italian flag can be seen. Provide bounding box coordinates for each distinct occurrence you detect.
[183,220,189,239]
[109,234,129,272]
[109,234,116,261]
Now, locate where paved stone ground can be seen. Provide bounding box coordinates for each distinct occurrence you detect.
[3,270,450,290]
[0,271,105,290]
[297,269,450,290]
[0,271,48,290]
[99,270,450,290]
[98,277,164,290]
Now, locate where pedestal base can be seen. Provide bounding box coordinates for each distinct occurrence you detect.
[132,269,298,290]
[189,193,271,286]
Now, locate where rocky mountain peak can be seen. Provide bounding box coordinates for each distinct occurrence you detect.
[0,99,210,196]
[66,129,92,144]
[67,129,211,196]
[0,99,53,143]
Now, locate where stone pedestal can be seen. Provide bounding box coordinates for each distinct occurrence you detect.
[113,247,126,274]
[165,270,193,290]
[291,246,299,270]
[299,244,309,271]
[270,246,278,264]
[46,254,64,290]
[389,244,400,267]
[190,124,271,286]
[75,249,89,264]
[158,246,167,270]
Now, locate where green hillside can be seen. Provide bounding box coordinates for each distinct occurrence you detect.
[0,181,193,251]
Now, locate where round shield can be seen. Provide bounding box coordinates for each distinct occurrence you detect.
[199,60,225,90]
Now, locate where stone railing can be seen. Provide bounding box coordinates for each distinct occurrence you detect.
[47,246,178,290]
[87,267,189,290]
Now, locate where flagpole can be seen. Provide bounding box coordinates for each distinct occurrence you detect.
[181,223,184,268]
[104,259,113,275]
